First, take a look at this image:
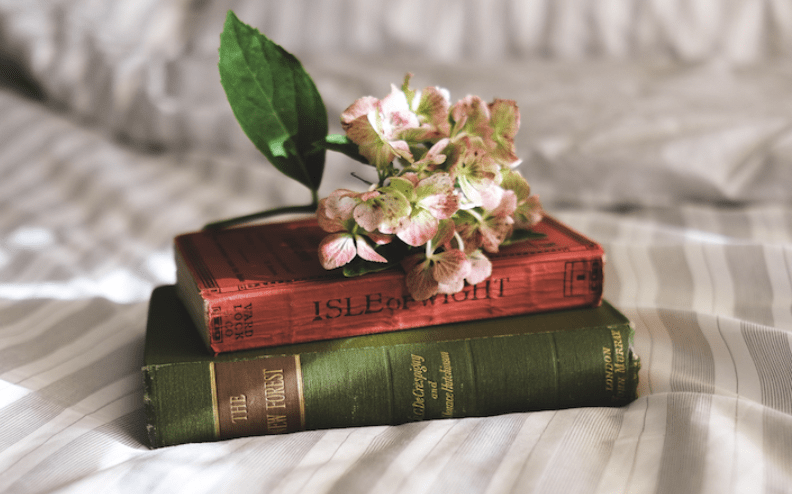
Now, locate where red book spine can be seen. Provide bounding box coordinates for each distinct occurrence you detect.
[175,216,604,354]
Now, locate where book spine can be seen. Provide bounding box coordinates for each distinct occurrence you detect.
[197,252,604,354]
[145,322,639,448]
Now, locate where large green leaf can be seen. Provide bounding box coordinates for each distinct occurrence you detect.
[219,11,327,191]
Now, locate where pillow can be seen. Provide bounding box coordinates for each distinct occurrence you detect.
[1,0,790,206]
[2,0,789,145]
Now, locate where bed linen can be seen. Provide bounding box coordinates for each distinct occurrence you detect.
[1,1,791,493]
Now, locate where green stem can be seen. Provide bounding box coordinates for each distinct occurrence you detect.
[203,203,318,230]
[460,208,484,223]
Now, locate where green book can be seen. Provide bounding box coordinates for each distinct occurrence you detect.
[143,286,640,448]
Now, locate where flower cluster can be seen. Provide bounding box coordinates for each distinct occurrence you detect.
[317,74,543,300]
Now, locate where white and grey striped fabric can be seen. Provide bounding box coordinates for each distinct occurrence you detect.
[1,1,791,493]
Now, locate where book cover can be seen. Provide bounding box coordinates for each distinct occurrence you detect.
[143,286,639,448]
[175,215,604,354]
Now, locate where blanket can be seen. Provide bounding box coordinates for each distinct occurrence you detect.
[1,1,791,493]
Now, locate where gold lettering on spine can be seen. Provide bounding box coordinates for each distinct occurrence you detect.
[602,347,614,394]
[262,367,287,433]
[439,352,454,418]
[604,328,628,401]
[261,356,305,433]
[209,362,221,439]
[293,355,306,430]
[410,354,428,421]
[229,395,248,423]
[610,328,628,399]
[214,355,306,439]
[263,369,287,409]
[611,329,626,373]
[266,414,288,433]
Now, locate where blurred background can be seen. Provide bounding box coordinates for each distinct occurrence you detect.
[2,0,791,214]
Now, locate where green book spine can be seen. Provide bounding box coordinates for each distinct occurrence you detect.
[143,286,640,448]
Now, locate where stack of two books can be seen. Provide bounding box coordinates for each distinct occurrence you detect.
[143,216,640,448]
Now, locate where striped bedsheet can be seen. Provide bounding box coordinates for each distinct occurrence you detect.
[2,0,792,492]
[1,86,791,493]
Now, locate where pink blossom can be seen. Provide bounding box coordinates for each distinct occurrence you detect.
[465,249,493,285]
[448,139,503,209]
[408,87,452,141]
[316,189,360,232]
[340,96,378,129]
[450,95,493,145]
[402,221,472,300]
[403,248,471,301]
[457,190,517,254]
[397,74,452,143]
[318,232,388,270]
[414,172,459,220]
[488,99,521,167]
[389,172,459,247]
[352,188,411,235]
[411,138,450,173]
[405,247,495,299]
[341,86,419,170]
[317,75,538,299]
[502,170,544,228]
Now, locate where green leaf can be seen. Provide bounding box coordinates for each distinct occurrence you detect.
[314,134,370,165]
[219,11,327,191]
[503,228,547,246]
[342,257,400,277]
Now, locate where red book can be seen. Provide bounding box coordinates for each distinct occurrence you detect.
[175,216,604,354]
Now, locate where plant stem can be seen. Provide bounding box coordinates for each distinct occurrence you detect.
[203,203,318,230]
